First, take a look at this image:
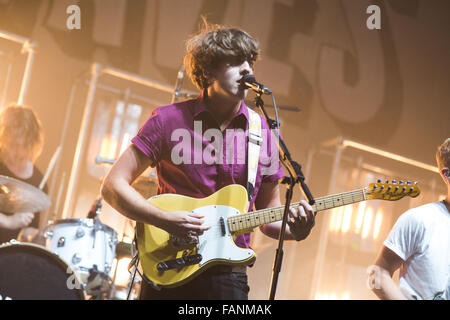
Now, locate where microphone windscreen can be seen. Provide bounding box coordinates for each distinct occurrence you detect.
[241,74,255,84]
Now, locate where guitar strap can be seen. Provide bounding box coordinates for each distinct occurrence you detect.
[246,107,262,208]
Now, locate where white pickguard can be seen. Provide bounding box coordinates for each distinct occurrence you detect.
[192,205,255,266]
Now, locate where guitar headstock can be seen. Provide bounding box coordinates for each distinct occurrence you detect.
[365,180,421,201]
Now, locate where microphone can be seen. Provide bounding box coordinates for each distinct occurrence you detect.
[240,74,272,95]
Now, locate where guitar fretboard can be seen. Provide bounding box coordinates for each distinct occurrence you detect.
[227,189,366,232]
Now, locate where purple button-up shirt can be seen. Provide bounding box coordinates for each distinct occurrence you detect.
[131,93,284,248]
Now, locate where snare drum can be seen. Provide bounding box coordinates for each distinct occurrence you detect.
[0,242,85,300]
[44,218,118,284]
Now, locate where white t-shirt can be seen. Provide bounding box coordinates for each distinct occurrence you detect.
[384,201,450,300]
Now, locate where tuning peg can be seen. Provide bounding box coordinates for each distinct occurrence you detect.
[414,181,418,185]
[399,180,404,184]
[385,180,389,184]
[377,179,382,183]
[392,179,397,184]
[407,181,412,185]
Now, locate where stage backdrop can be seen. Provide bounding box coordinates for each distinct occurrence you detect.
[0,0,448,299]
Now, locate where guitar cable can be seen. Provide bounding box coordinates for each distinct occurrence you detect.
[126,235,162,299]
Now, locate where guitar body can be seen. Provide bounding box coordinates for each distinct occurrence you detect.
[136,184,256,288]
[135,180,420,288]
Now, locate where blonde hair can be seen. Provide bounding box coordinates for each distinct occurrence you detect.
[436,138,450,170]
[184,19,259,90]
[0,104,44,161]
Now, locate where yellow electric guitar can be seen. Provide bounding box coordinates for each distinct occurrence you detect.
[136,180,420,288]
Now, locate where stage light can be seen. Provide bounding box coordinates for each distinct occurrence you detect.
[328,208,337,232]
[341,205,353,233]
[315,292,350,300]
[361,207,374,239]
[112,257,132,287]
[355,202,366,234]
[373,209,383,240]
[119,132,130,155]
[334,207,344,232]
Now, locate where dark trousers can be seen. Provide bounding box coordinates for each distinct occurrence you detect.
[139,267,249,300]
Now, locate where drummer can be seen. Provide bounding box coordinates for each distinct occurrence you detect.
[0,104,48,244]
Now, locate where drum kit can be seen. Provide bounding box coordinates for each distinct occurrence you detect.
[0,173,158,300]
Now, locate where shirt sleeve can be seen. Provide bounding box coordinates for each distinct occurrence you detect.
[131,108,164,166]
[384,210,426,261]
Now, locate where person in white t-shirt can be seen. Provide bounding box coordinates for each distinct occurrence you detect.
[369,138,450,300]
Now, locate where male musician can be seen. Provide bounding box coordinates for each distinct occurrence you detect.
[369,138,450,300]
[101,22,315,299]
[0,104,47,244]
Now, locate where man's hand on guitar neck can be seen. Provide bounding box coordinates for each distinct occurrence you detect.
[288,200,316,241]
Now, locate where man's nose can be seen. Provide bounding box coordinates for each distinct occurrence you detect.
[240,61,253,75]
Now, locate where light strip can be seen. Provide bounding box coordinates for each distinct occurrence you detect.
[342,140,438,173]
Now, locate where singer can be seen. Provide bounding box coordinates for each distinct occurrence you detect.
[101,20,316,300]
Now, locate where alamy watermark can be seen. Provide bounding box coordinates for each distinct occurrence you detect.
[170,121,280,176]
[66,267,83,290]
[66,4,81,30]
[366,265,382,290]
[366,5,381,30]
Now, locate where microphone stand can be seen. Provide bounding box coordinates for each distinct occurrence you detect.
[253,93,315,300]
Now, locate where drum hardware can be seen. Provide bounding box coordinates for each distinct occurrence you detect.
[43,218,118,299]
[57,237,65,247]
[76,227,85,238]
[95,155,115,165]
[72,253,82,264]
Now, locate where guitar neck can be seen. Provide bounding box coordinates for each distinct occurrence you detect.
[227,188,366,233]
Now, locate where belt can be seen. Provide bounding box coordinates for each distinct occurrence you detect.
[207,265,247,274]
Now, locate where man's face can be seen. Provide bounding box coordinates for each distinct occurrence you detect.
[1,134,34,166]
[209,58,253,101]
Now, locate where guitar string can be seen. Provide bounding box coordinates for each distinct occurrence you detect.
[193,185,412,233]
[228,189,367,229]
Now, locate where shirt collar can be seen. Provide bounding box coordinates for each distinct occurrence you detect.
[191,90,250,125]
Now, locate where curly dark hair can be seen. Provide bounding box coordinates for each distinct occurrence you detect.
[184,21,260,90]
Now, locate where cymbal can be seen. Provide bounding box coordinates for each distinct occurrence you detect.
[0,175,51,213]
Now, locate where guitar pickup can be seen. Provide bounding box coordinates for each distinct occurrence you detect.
[219,217,226,236]
[157,254,202,271]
